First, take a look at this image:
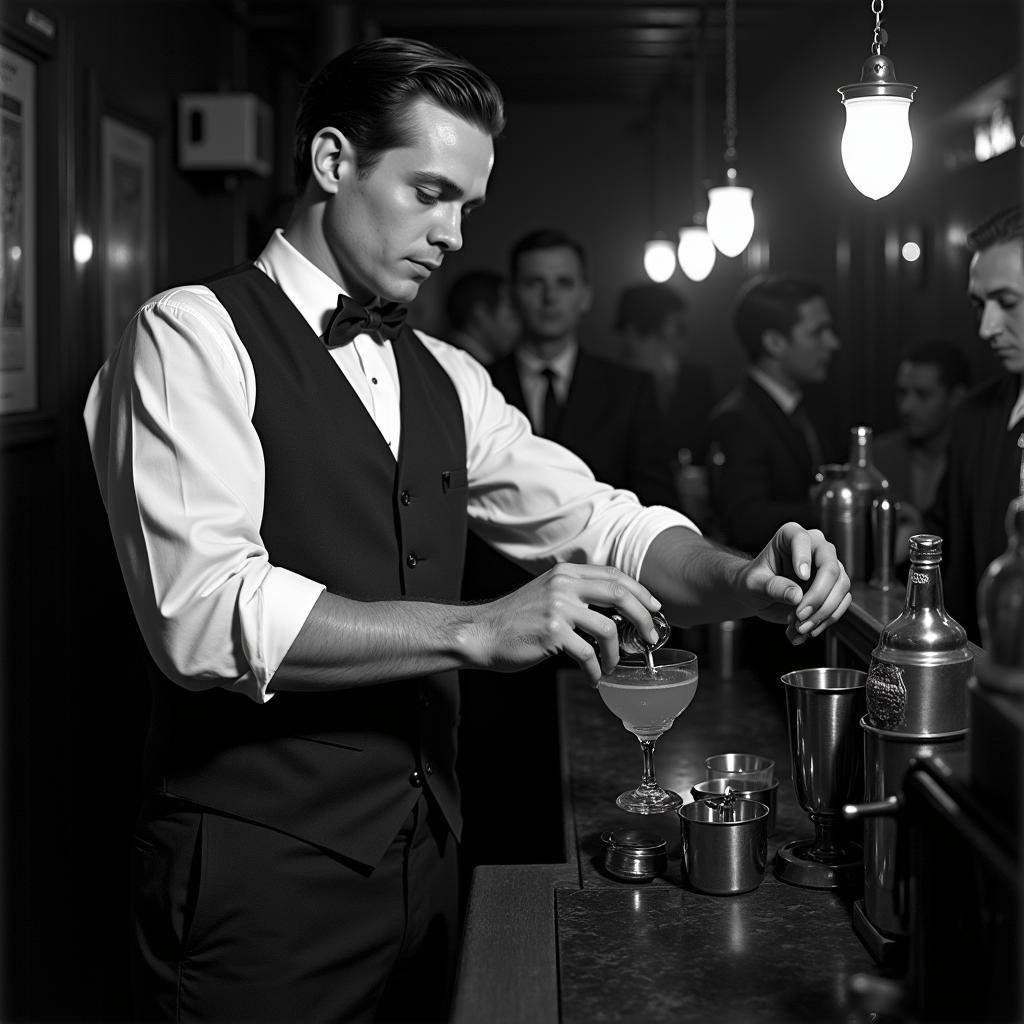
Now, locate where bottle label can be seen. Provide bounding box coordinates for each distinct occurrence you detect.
[866,657,907,729]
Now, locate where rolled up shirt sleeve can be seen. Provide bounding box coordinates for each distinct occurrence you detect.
[84,286,324,703]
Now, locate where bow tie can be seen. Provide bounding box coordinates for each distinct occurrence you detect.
[324,294,408,348]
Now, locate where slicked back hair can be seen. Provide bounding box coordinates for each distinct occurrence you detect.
[293,37,505,194]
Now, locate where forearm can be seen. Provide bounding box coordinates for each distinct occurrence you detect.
[638,526,754,626]
[271,590,482,692]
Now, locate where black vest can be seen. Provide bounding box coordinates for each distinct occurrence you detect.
[142,263,468,867]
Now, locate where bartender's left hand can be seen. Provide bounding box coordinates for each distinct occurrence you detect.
[739,522,851,643]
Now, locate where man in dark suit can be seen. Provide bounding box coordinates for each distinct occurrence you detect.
[706,274,842,681]
[932,206,1024,644]
[489,228,680,507]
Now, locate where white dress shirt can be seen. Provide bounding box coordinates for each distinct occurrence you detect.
[515,342,578,433]
[84,231,696,702]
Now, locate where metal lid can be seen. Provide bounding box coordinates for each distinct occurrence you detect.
[601,828,667,855]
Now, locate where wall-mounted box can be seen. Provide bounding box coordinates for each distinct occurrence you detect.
[178,93,272,177]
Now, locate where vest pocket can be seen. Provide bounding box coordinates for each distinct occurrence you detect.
[441,467,468,493]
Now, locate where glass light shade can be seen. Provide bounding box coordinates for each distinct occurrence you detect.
[643,238,677,283]
[840,95,913,200]
[706,185,755,257]
[677,226,716,282]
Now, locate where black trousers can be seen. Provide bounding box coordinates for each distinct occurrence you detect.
[130,794,459,1023]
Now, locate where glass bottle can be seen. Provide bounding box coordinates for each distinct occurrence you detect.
[975,496,1024,693]
[865,534,973,735]
[843,426,890,582]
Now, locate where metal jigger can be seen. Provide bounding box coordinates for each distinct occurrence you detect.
[775,667,867,889]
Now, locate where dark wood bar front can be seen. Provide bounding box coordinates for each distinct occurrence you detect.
[453,626,883,1023]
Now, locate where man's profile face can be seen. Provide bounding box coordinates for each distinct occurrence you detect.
[895,361,958,443]
[776,296,840,386]
[511,246,592,346]
[968,240,1024,374]
[324,97,494,304]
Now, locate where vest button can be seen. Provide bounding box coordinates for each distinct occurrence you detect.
[400,490,411,506]
[409,769,423,788]
[406,553,418,568]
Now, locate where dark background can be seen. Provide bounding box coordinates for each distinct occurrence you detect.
[0,1,1021,1019]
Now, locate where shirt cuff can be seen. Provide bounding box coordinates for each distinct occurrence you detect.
[614,506,701,580]
[238,566,326,703]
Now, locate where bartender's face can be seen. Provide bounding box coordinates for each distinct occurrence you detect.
[775,296,840,387]
[316,98,494,304]
[969,240,1024,374]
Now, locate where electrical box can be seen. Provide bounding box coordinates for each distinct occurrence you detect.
[178,93,273,177]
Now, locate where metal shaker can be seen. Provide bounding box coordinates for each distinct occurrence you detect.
[817,463,864,583]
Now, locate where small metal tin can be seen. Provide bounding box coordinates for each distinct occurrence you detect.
[600,827,668,882]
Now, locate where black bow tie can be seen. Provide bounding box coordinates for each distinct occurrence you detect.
[324,294,408,348]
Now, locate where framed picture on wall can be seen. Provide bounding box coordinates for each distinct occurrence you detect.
[101,112,155,356]
[0,42,37,415]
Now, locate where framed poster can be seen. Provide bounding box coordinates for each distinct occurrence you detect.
[101,112,155,356]
[0,43,36,415]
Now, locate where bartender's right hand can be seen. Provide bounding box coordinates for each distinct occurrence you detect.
[468,564,663,685]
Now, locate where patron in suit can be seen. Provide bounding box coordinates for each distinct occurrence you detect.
[443,268,520,365]
[873,339,971,569]
[706,273,842,681]
[932,206,1024,643]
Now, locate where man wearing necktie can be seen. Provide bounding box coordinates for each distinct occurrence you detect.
[705,274,842,682]
[83,39,851,1024]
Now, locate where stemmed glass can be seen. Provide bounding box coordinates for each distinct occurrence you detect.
[597,648,699,813]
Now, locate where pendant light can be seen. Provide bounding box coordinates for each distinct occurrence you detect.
[644,235,678,283]
[678,14,717,282]
[643,95,677,283]
[838,0,917,200]
[706,0,755,258]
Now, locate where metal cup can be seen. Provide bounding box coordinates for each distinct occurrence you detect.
[704,752,775,787]
[690,777,779,835]
[775,667,866,890]
[679,797,769,895]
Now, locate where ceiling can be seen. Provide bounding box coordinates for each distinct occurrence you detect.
[242,0,820,108]
[241,0,1017,115]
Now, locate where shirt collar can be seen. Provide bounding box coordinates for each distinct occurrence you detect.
[749,365,802,415]
[1009,377,1024,430]
[516,340,578,382]
[254,229,352,338]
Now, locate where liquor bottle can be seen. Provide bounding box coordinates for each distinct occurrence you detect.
[843,426,890,582]
[975,496,1024,693]
[865,534,973,735]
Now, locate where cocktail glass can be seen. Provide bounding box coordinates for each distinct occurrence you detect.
[597,648,699,814]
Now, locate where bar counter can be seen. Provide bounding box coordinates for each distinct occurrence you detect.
[453,619,885,1023]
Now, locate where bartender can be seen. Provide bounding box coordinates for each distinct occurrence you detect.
[82,35,852,1024]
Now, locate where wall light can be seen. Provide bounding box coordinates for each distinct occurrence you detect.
[838,0,917,200]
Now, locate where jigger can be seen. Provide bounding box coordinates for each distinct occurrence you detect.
[775,667,867,889]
